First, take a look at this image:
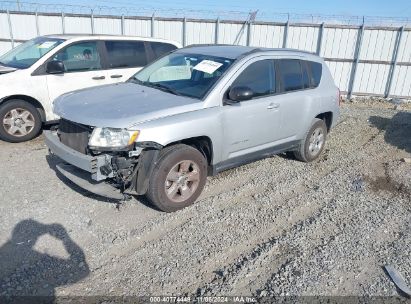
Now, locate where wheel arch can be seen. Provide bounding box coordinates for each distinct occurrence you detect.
[164,136,214,173]
[0,95,46,123]
[315,111,333,132]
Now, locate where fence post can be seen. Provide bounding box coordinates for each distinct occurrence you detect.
[91,10,95,34]
[151,14,155,37]
[283,20,289,48]
[246,21,252,46]
[121,15,125,35]
[316,22,324,55]
[384,26,404,98]
[7,10,14,48]
[347,23,364,100]
[215,17,220,44]
[182,17,187,47]
[61,12,65,34]
[35,11,40,36]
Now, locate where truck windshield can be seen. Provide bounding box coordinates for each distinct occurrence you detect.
[0,37,65,69]
[132,53,235,99]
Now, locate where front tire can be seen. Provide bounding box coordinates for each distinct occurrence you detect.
[293,118,327,162]
[0,100,42,143]
[145,144,207,212]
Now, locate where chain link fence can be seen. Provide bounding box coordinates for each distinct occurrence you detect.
[0,1,410,98]
[0,1,410,26]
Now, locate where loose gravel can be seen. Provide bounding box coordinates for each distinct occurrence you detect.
[0,100,410,299]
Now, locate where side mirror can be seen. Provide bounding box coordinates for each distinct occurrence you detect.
[46,60,65,74]
[228,86,254,103]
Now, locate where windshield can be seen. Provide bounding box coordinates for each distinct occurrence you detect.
[132,52,235,99]
[0,37,65,69]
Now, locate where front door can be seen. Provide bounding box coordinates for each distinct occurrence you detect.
[46,41,109,107]
[222,59,281,160]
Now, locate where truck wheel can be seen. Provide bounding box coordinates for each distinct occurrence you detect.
[293,118,327,162]
[0,100,42,143]
[146,144,207,212]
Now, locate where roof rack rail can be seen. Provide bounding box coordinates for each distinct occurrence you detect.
[184,43,241,48]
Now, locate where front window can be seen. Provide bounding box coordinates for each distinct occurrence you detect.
[132,52,235,99]
[0,37,64,69]
[231,60,276,98]
[51,41,101,72]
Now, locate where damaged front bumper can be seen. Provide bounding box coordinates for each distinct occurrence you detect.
[44,130,159,200]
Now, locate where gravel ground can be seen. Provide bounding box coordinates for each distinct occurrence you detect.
[0,100,410,299]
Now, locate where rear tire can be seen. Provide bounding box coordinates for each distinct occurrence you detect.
[145,144,207,212]
[0,100,42,143]
[293,118,327,162]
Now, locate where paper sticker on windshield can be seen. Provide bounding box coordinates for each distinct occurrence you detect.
[38,41,57,49]
[193,60,223,74]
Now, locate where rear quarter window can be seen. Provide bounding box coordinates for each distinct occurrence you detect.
[148,42,178,62]
[308,61,322,87]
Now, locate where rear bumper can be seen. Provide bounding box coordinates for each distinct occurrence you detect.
[44,130,123,200]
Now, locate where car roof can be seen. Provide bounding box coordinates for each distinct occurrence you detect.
[176,45,256,59]
[177,44,320,60]
[42,34,181,46]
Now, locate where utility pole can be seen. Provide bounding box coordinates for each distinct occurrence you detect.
[16,0,21,11]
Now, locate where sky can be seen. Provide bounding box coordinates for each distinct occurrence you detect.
[7,0,411,22]
[29,0,411,17]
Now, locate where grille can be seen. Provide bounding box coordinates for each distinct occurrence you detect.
[58,119,92,154]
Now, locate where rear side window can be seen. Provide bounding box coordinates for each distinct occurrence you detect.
[278,59,303,92]
[105,41,147,68]
[231,59,275,98]
[149,42,177,59]
[308,61,322,87]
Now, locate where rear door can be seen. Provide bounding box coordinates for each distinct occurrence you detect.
[274,59,311,139]
[102,40,149,83]
[46,40,109,103]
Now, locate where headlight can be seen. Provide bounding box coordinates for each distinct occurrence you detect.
[88,128,139,149]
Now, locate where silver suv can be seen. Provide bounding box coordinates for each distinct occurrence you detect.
[45,45,340,212]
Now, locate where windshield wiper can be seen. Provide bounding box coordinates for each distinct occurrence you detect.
[149,83,182,96]
[131,78,182,96]
[130,77,144,84]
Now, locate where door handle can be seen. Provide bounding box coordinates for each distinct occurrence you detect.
[267,103,280,109]
[110,74,123,79]
[92,76,105,80]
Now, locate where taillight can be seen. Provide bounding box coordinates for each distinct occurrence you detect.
[338,88,342,106]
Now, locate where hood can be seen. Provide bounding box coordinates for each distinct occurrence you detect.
[53,82,203,128]
[0,65,17,75]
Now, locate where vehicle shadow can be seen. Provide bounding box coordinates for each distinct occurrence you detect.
[368,112,411,154]
[0,219,89,299]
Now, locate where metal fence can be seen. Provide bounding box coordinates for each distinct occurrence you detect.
[0,10,410,99]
